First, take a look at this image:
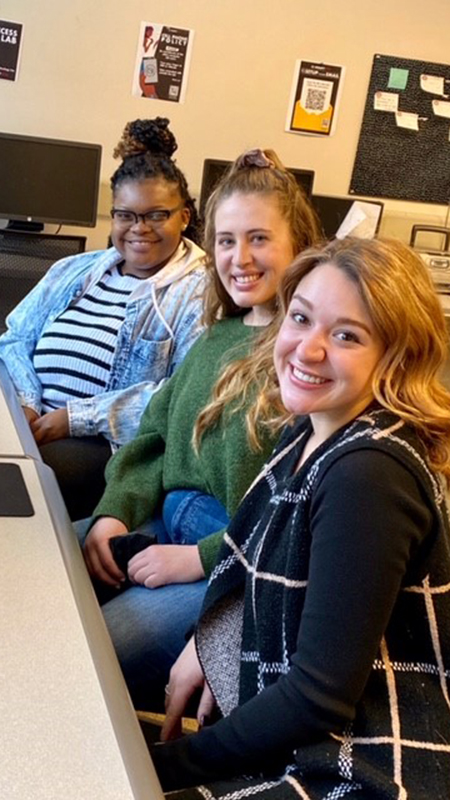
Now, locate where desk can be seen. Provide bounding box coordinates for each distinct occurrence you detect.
[0,367,163,799]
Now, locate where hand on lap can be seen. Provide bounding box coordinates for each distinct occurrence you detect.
[128,543,205,588]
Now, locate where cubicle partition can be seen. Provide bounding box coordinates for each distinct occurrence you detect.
[0,230,87,332]
[0,360,163,799]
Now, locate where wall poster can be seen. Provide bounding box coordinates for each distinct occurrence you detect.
[286,60,345,136]
[0,20,23,82]
[132,22,194,104]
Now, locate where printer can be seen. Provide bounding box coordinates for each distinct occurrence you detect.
[410,225,450,294]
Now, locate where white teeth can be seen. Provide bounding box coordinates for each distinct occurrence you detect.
[293,367,327,385]
[234,274,261,284]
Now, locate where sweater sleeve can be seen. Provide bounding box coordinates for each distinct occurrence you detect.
[198,530,225,576]
[91,374,174,530]
[151,449,433,792]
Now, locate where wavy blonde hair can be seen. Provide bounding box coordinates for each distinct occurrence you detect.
[201,148,321,326]
[195,237,450,481]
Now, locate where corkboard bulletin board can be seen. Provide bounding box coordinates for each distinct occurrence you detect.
[350,54,450,205]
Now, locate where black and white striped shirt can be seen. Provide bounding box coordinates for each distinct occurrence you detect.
[33,265,140,411]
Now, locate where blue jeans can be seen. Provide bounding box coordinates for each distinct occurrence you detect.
[161,489,230,544]
[76,490,229,709]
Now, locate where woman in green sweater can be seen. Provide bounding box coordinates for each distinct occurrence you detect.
[81,147,320,707]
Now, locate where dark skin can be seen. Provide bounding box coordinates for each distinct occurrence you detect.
[23,406,70,445]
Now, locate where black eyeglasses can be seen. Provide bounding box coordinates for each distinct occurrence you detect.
[111,205,184,226]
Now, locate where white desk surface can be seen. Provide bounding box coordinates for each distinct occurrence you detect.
[0,457,163,799]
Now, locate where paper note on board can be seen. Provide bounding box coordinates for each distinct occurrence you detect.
[388,68,408,90]
[395,111,419,130]
[373,91,399,112]
[433,99,450,118]
[420,74,445,95]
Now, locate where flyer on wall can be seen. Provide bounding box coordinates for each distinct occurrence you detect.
[286,60,345,136]
[0,20,23,82]
[132,22,194,103]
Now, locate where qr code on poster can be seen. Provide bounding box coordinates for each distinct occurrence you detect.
[169,85,179,99]
[305,88,327,111]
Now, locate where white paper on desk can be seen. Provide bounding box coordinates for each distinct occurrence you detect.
[373,91,399,112]
[420,74,446,95]
[395,111,419,130]
[336,202,381,240]
[433,99,450,119]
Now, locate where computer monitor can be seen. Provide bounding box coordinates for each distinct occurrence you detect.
[311,194,384,240]
[199,158,315,217]
[0,131,102,231]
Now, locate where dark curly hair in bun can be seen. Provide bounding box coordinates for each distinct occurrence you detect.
[112,117,177,160]
[111,117,200,244]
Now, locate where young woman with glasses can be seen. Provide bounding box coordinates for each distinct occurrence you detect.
[0,117,206,519]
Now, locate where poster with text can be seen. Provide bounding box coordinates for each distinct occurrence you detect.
[132,22,194,103]
[286,60,345,136]
[0,20,23,81]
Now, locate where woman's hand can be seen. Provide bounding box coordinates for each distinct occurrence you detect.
[161,636,216,741]
[30,408,70,444]
[22,406,40,426]
[83,516,129,586]
[128,544,205,588]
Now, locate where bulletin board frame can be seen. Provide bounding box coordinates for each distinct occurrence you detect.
[350,54,450,205]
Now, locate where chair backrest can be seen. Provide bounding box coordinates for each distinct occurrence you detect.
[0,230,86,332]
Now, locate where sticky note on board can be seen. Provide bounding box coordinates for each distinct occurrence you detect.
[388,68,408,90]
[373,91,399,112]
[432,99,450,119]
[395,111,419,130]
[420,74,445,95]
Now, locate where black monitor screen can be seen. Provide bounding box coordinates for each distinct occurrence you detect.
[0,132,102,228]
[199,158,315,217]
[311,194,384,239]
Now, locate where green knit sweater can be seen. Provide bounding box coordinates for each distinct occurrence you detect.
[93,317,277,572]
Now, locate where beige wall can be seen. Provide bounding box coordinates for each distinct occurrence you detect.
[2,0,450,250]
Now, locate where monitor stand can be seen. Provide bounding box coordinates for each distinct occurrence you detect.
[6,219,44,233]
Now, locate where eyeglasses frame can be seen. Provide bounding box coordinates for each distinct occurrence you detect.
[110,204,185,226]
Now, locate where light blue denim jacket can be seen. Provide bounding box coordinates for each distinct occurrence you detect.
[0,238,206,446]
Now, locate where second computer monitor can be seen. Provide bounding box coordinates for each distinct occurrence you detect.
[199,158,315,217]
[311,194,384,240]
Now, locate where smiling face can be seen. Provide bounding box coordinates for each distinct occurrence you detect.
[110,178,190,278]
[274,262,384,439]
[214,192,295,325]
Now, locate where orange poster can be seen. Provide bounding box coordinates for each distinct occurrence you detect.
[286,60,345,137]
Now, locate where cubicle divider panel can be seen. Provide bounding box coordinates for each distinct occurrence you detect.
[0,231,86,330]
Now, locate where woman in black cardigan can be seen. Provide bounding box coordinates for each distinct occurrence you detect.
[148,237,450,800]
